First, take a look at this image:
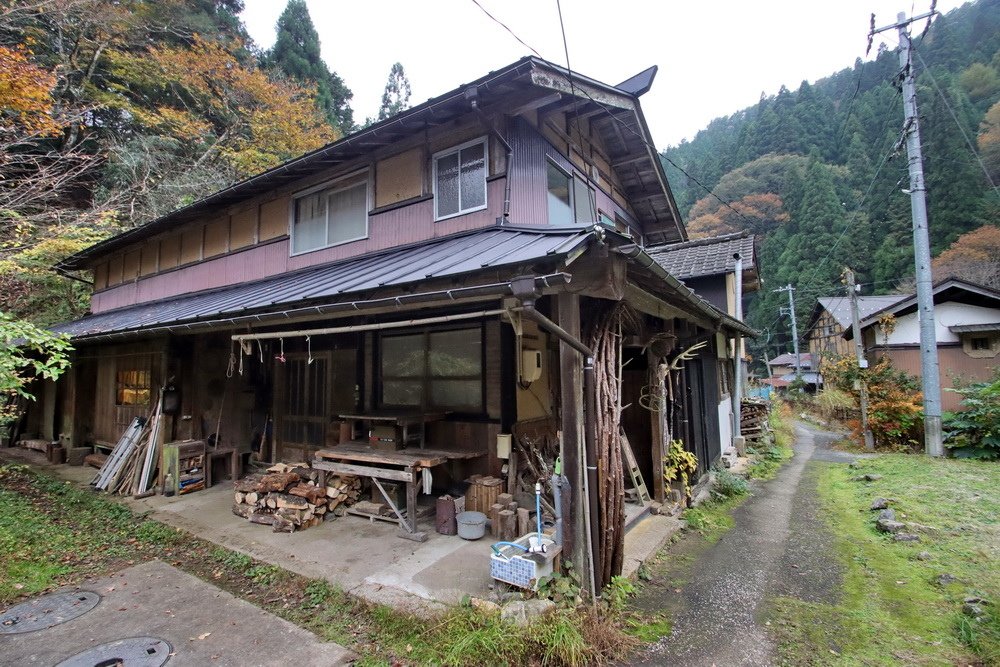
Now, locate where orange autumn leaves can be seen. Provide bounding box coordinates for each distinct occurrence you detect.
[112,36,336,175]
[0,44,61,139]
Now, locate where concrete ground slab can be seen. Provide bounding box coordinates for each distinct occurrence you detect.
[621,513,683,580]
[0,560,354,667]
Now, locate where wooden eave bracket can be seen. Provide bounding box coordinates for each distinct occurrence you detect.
[529,70,634,111]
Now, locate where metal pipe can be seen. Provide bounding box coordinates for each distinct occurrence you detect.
[518,300,600,597]
[582,357,602,594]
[471,99,514,224]
[232,309,506,342]
[520,308,594,357]
[732,253,743,439]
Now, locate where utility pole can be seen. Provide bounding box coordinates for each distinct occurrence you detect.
[871,9,944,456]
[732,252,744,439]
[774,284,802,382]
[845,268,875,451]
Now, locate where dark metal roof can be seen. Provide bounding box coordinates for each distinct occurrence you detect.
[53,226,593,340]
[59,56,684,270]
[647,232,756,281]
[949,322,1000,333]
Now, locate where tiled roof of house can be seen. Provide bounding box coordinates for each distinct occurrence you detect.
[817,295,907,329]
[768,352,812,368]
[646,232,755,280]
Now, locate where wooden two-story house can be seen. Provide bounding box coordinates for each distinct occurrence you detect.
[647,231,759,461]
[33,57,751,589]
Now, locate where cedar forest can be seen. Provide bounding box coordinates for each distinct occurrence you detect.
[1,0,999,373]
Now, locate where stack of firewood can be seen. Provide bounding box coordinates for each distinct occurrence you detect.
[740,400,771,446]
[231,463,362,533]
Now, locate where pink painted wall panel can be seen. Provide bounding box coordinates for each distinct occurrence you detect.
[90,179,506,314]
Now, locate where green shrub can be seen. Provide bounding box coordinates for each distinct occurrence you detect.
[712,467,749,498]
[944,373,1000,460]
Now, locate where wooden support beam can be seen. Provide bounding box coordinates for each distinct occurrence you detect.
[555,293,583,576]
[311,460,413,483]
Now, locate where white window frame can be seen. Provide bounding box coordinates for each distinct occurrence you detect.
[545,156,596,226]
[432,137,489,221]
[289,169,370,256]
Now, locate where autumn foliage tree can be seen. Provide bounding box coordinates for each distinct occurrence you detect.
[110,35,335,177]
[932,224,1000,289]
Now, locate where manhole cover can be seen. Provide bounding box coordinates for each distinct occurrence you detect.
[0,591,101,634]
[56,637,172,667]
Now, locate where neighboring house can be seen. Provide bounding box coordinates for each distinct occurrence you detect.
[807,295,906,364]
[845,278,1000,411]
[767,351,813,378]
[648,231,759,453]
[20,57,752,589]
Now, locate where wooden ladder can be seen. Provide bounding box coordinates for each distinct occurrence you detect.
[619,428,651,504]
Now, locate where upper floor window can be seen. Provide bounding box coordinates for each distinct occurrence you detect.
[546,159,596,225]
[291,172,369,254]
[434,138,487,220]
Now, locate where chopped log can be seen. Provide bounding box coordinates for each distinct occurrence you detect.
[249,511,275,525]
[266,493,309,510]
[245,492,259,505]
[234,491,246,504]
[272,515,295,533]
[498,509,516,541]
[489,503,503,537]
[259,472,300,493]
[275,507,304,524]
[517,507,531,537]
[84,453,108,469]
[235,474,265,493]
[289,483,325,504]
[313,504,327,515]
[290,466,316,482]
[507,501,518,512]
[497,493,514,507]
[266,463,291,473]
[232,503,254,519]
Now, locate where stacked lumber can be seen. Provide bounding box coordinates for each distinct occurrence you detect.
[740,400,771,446]
[231,463,361,533]
[93,401,164,497]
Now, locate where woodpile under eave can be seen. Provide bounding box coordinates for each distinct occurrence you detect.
[232,463,361,533]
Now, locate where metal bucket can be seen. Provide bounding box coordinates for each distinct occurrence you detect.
[456,511,487,540]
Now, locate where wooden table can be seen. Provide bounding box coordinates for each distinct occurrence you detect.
[338,411,447,449]
[312,441,481,541]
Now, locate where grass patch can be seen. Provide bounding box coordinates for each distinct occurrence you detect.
[765,454,1000,666]
[681,495,743,544]
[624,611,672,642]
[0,463,637,665]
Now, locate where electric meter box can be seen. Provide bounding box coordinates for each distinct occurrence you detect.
[521,349,543,383]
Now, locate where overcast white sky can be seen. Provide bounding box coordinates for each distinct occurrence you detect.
[240,0,962,148]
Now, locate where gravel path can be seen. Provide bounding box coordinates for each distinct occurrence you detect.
[627,422,850,666]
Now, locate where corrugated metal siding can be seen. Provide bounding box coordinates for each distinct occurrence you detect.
[878,345,992,412]
[508,117,550,226]
[56,226,592,339]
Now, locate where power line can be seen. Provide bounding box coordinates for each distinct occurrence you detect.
[912,45,999,195]
[470,0,765,236]
[468,0,542,58]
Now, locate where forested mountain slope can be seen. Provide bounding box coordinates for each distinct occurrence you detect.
[661,0,1000,361]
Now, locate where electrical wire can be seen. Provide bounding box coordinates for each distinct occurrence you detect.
[468,0,542,58]
[912,45,999,195]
